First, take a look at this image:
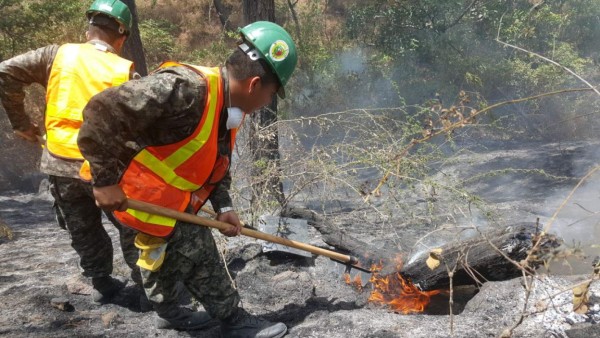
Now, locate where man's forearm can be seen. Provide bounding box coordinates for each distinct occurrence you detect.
[209,176,233,211]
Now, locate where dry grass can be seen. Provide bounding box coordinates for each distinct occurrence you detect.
[137,0,239,50]
[0,218,13,240]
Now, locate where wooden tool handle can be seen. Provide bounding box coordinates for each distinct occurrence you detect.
[127,199,355,264]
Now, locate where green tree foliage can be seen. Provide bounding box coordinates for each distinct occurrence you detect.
[0,0,84,59]
[138,19,176,69]
[344,1,599,99]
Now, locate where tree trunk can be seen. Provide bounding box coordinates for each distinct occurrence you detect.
[213,0,233,31]
[242,0,286,212]
[286,0,303,61]
[247,100,286,207]
[121,0,148,76]
[242,0,275,24]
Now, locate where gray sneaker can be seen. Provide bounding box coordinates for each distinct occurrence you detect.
[221,308,287,338]
[155,304,213,330]
[91,275,128,304]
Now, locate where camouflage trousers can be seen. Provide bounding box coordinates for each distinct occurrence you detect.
[48,175,139,279]
[142,222,240,320]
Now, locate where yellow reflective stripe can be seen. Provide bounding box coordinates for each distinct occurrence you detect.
[132,65,220,191]
[125,208,176,227]
[134,149,200,190]
[163,67,219,168]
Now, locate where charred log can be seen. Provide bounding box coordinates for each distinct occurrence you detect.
[280,208,562,292]
[400,222,563,291]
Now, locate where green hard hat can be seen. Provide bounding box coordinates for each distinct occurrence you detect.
[86,0,132,35]
[239,21,297,98]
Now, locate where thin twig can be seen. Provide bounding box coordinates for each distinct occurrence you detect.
[495,40,600,97]
[524,165,600,264]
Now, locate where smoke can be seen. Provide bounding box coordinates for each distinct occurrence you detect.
[537,143,600,273]
[292,47,415,119]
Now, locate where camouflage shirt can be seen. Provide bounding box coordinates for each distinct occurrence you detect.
[78,65,233,210]
[0,40,137,178]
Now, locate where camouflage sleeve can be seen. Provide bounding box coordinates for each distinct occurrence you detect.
[78,67,206,187]
[209,172,233,211]
[0,45,58,131]
[209,125,234,210]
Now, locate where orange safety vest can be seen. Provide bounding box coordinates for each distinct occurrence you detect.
[45,43,132,160]
[113,63,236,237]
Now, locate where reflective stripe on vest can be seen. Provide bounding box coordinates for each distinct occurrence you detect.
[114,63,234,237]
[46,43,132,160]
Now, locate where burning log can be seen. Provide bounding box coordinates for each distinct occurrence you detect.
[400,222,562,291]
[280,208,561,312]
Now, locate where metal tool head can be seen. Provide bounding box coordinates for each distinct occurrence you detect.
[329,256,375,288]
[258,215,312,258]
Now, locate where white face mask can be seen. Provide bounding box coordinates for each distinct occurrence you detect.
[226,107,244,130]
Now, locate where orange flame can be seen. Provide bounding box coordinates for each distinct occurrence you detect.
[345,258,441,314]
[368,270,441,314]
[344,272,365,292]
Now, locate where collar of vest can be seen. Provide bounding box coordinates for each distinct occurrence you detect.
[86,39,117,54]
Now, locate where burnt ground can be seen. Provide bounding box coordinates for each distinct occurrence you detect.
[2,140,600,337]
[1,190,599,338]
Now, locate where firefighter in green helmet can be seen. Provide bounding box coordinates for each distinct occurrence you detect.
[78,21,298,336]
[0,0,141,304]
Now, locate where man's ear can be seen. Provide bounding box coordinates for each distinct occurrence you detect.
[248,76,261,93]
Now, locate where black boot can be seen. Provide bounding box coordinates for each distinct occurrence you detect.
[155,302,213,330]
[221,308,287,338]
[91,275,127,304]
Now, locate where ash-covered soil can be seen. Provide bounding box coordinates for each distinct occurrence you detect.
[1,190,599,338]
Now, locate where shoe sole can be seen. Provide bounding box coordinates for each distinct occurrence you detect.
[221,326,287,338]
[272,329,287,338]
[155,319,214,331]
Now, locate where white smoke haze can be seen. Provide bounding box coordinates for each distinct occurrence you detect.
[538,144,600,274]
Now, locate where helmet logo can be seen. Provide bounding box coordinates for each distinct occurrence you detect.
[269,40,289,62]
